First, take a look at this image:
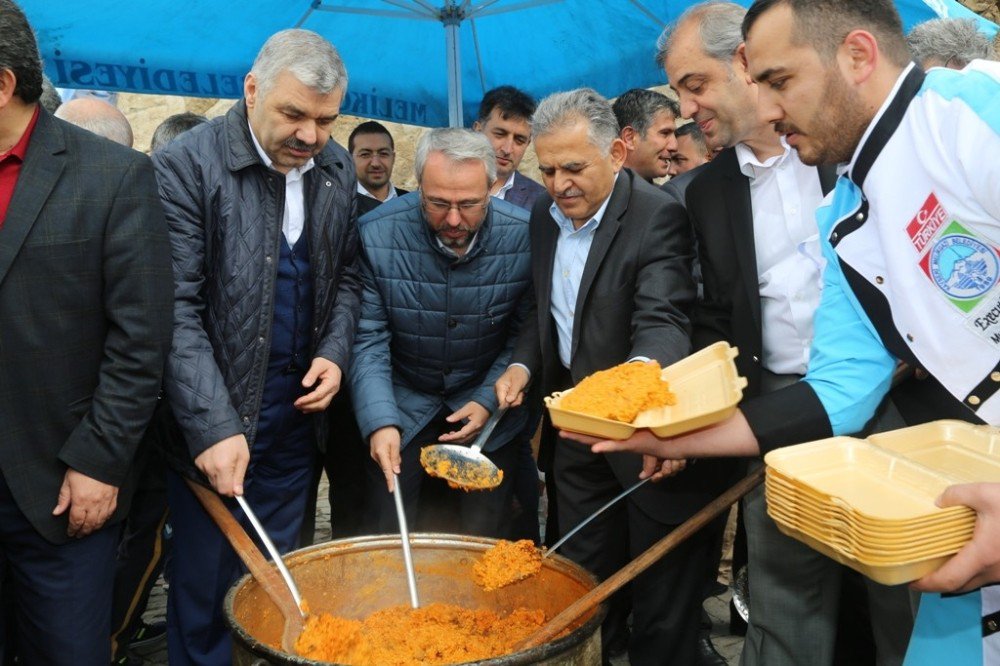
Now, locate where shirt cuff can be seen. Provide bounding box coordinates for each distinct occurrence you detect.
[508,363,532,381]
[628,356,652,364]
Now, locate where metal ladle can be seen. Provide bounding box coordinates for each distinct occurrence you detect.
[391,472,420,608]
[543,477,650,558]
[420,405,507,490]
[184,479,305,654]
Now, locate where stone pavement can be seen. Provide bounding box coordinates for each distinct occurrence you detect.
[132,475,744,665]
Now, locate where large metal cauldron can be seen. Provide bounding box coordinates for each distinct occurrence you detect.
[224,534,606,665]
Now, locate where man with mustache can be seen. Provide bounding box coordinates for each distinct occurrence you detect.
[494,88,731,666]
[152,29,361,666]
[652,3,911,665]
[349,120,409,216]
[350,128,532,537]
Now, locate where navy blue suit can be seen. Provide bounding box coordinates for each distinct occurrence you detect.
[504,171,545,211]
[166,235,317,665]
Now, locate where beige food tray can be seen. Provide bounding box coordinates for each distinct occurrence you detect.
[765,502,972,556]
[868,420,1000,483]
[765,485,974,539]
[765,469,973,528]
[772,521,955,586]
[545,342,747,440]
[764,438,975,523]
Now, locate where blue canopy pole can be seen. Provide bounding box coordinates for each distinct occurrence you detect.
[443,6,464,127]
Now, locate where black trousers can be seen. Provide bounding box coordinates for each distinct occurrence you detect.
[0,469,118,666]
[364,410,519,538]
[554,436,722,666]
[300,390,370,548]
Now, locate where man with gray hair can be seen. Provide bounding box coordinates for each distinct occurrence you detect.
[640,3,911,665]
[612,87,679,182]
[350,127,532,536]
[152,28,361,665]
[54,96,133,147]
[907,17,996,69]
[493,88,729,665]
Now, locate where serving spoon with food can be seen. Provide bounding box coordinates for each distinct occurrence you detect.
[420,405,507,490]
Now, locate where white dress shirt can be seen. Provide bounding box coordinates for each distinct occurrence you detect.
[492,172,517,201]
[356,180,399,202]
[549,179,616,368]
[249,122,314,246]
[735,139,825,375]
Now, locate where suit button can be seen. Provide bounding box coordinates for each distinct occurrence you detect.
[242,415,250,424]
[448,318,457,329]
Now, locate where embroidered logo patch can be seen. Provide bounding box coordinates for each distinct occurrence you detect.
[908,194,1000,314]
[929,234,999,301]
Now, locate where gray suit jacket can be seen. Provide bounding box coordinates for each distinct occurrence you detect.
[504,171,545,211]
[512,169,732,524]
[0,109,173,543]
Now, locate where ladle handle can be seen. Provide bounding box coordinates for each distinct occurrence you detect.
[183,478,305,649]
[517,466,765,651]
[543,477,650,558]
[392,473,420,608]
[469,405,508,455]
[235,494,303,613]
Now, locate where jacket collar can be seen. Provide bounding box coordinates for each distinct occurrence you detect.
[847,63,925,189]
[224,99,345,173]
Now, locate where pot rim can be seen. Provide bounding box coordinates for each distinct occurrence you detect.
[223,533,608,665]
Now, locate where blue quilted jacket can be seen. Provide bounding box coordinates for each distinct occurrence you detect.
[349,193,532,451]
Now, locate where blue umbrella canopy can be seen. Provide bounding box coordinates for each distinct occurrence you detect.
[19,0,998,128]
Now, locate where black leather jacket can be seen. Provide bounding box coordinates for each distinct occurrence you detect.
[152,101,361,459]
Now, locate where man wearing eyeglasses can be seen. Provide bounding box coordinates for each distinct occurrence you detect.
[349,120,409,216]
[349,127,532,537]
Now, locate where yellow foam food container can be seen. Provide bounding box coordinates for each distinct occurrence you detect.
[762,421,1000,585]
[545,342,747,440]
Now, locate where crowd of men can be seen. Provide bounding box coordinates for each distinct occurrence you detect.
[1,0,1000,665]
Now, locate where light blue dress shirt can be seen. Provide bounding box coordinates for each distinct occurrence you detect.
[549,189,615,368]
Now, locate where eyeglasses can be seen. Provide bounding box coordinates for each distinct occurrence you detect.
[420,193,488,217]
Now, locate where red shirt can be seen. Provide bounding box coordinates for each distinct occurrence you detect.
[0,105,40,229]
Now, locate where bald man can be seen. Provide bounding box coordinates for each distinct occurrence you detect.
[55,97,133,148]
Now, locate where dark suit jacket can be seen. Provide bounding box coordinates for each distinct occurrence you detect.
[686,147,836,398]
[356,185,410,216]
[659,164,707,206]
[512,169,732,524]
[504,171,545,211]
[0,109,173,543]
